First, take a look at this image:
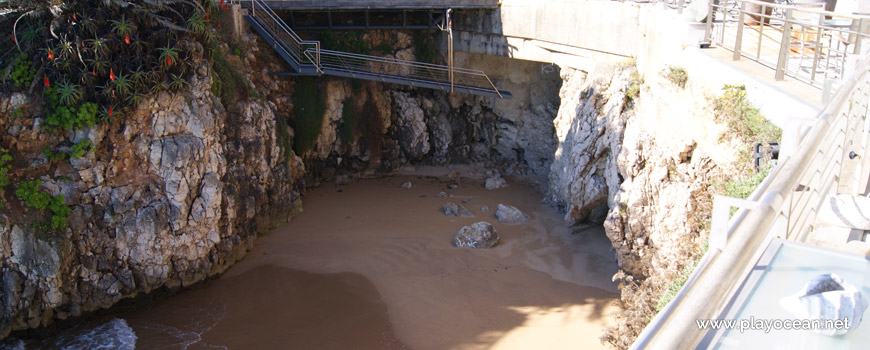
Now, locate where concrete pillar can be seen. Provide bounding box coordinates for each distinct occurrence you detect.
[224,4,247,42]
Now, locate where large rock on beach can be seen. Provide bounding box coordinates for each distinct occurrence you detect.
[453,222,499,248]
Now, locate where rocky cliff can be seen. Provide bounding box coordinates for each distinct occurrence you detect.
[0,42,304,339]
[284,40,562,186]
[547,63,741,348]
[0,28,565,339]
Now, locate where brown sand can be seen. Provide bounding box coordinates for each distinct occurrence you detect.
[125,170,622,349]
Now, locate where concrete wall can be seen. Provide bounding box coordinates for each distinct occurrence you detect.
[450,1,698,72]
[449,0,819,129]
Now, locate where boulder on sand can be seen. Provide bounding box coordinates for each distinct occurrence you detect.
[484,175,507,190]
[453,221,499,248]
[495,204,529,224]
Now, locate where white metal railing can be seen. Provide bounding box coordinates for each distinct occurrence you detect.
[303,49,502,96]
[633,50,870,349]
[248,0,504,97]
[705,0,870,87]
[250,0,321,69]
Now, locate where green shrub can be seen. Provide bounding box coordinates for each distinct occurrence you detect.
[715,85,782,143]
[16,180,50,209]
[15,180,71,230]
[666,66,688,88]
[76,102,99,129]
[48,195,71,229]
[71,139,93,159]
[623,70,643,107]
[724,162,773,200]
[44,147,68,162]
[210,42,249,107]
[0,149,11,208]
[714,84,782,167]
[655,263,695,312]
[7,53,36,88]
[45,105,74,131]
[290,77,326,155]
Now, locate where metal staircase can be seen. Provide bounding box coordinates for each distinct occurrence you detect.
[244,0,511,99]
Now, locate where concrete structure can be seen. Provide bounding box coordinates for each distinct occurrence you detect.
[449,0,820,131]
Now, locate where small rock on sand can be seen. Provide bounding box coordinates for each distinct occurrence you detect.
[484,175,507,190]
[401,181,412,189]
[481,205,490,213]
[442,202,474,217]
[436,192,448,198]
[453,221,499,248]
[495,204,529,224]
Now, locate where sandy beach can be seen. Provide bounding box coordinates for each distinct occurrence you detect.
[122,170,622,349]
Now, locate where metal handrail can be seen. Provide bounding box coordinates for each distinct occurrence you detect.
[633,50,870,349]
[305,49,503,97]
[249,0,504,98]
[250,0,320,67]
[705,0,870,87]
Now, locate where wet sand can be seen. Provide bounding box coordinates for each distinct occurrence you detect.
[124,170,622,349]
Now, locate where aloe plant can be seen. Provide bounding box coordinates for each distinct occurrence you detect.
[158,45,179,67]
[55,80,83,105]
[109,16,136,44]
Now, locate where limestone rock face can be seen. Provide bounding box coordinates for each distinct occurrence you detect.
[453,222,500,248]
[547,65,738,279]
[393,92,431,159]
[494,204,529,224]
[0,51,304,339]
[299,54,562,185]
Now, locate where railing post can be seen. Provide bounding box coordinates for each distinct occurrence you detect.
[776,9,793,80]
[734,0,747,61]
[855,19,865,56]
[704,0,714,44]
[809,12,825,83]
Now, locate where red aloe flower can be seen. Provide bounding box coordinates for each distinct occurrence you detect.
[47,50,54,60]
[206,9,210,22]
[125,35,130,45]
[108,106,113,117]
[224,3,229,10]
[220,0,224,9]
[217,20,221,27]
[73,13,76,20]
[12,34,15,43]
[43,75,50,88]
[109,69,116,81]
[167,55,172,66]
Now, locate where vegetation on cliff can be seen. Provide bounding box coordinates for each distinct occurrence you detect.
[0,0,242,235]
